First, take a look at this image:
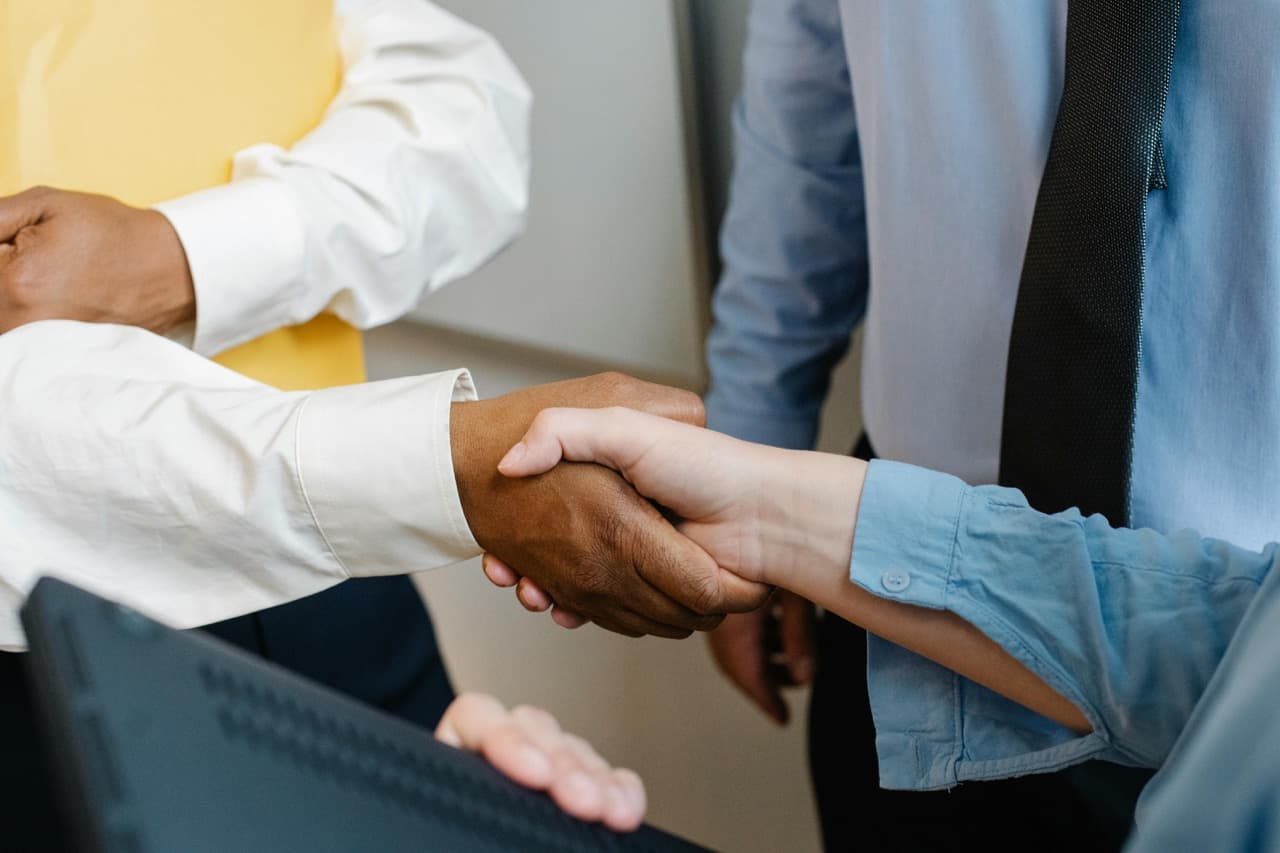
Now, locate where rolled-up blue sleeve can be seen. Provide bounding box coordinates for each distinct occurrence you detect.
[704,0,868,450]
[851,460,1273,791]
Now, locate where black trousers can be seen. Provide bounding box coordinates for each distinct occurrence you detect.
[807,436,1150,852]
[1,576,453,852]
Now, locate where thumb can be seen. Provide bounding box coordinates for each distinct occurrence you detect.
[0,187,53,243]
[498,406,668,478]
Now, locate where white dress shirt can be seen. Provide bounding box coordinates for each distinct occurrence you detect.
[158,0,531,357]
[0,322,481,651]
[0,0,530,648]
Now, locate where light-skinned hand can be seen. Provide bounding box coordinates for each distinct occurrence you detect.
[435,692,647,832]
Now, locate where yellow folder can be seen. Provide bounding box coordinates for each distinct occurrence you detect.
[0,0,365,389]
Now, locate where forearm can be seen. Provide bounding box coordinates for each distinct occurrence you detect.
[0,321,478,649]
[704,0,867,450]
[760,453,1272,765]
[760,450,1088,731]
[159,0,531,357]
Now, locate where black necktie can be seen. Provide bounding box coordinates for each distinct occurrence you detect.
[999,0,1181,524]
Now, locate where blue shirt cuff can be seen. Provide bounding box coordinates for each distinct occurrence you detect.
[850,460,1118,790]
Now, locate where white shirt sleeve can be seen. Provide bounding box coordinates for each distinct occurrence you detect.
[155,0,532,357]
[0,321,481,651]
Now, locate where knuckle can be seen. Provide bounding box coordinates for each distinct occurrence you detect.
[453,691,502,718]
[1,260,40,305]
[569,558,612,603]
[597,507,631,554]
[510,704,559,732]
[688,395,707,426]
[594,371,631,399]
[670,389,706,425]
[684,570,724,617]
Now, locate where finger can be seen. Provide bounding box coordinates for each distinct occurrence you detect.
[558,736,634,832]
[517,577,553,612]
[435,692,507,748]
[550,606,588,630]
[561,733,610,775]
[509,705,563,754]
[548,745,607,823]
[707,614,787,725]
[499,407,669,478]
[589,606,690,640]
[436,694,555,791]
[779,592,816,685]
[634,508,771,617]
[482,553,520,587]
[679,519,775,613]
[609,768,647,831]
[0,187,52,243]
[623,377,705,427]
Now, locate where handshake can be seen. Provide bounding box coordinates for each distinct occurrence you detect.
[450,373,822,639]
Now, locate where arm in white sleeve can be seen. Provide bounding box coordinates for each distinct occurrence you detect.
[155,0,532,357]
[0,320,480,651]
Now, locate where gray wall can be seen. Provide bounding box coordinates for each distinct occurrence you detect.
[688,0,749,257]
[371,2,865,849]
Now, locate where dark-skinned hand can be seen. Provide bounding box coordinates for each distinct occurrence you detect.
[0,186,195,334]
[451,373,771,638]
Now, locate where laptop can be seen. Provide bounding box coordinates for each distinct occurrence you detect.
[20,577,712,853]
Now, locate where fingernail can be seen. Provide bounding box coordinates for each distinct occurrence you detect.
[498,441,527,474]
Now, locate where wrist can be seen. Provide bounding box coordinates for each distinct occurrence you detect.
[449,399,495,548]
[756,451,866,596]
[139,209,196,332]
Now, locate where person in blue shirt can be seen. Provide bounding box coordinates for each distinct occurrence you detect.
[697,0,1280,848]
[491,404,1280,853]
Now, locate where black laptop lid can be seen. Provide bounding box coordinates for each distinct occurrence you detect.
[20,578,712,853]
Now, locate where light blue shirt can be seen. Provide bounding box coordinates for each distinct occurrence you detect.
[852,460,1279,851]
[705,0,1280,839]
[706,0,1280,550]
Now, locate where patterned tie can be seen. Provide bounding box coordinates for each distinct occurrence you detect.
[999,0,1182,524]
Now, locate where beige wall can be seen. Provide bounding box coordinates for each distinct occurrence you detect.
[366,322,861,852]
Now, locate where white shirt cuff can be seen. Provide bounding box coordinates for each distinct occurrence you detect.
[155,175,306,358]
[295,368,481,576]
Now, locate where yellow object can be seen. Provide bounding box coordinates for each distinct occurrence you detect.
[0,0,365,389]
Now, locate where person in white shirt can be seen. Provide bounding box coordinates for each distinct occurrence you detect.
[0,3,766,847]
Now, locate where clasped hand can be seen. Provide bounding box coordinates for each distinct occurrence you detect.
[472,403,854,634]
[450,375,774,638]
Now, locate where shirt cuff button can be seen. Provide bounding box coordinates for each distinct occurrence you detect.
[881,570,911,593]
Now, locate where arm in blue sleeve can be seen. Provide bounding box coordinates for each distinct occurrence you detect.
[1125,567,1280,852]
[850,461,1272,789]
[704,0,868,450]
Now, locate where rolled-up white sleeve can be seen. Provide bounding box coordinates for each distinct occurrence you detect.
[0,321,480,651]
[155,0,532,357]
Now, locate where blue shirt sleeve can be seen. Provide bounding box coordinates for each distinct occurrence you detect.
[704,0,868,450]
[850,460,1272,791]
[1125,566,1280,852]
